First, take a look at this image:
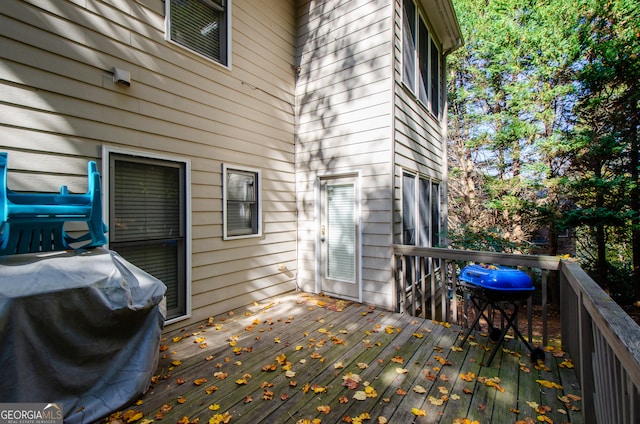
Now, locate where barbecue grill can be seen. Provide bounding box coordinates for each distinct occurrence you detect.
[457,264,545,366]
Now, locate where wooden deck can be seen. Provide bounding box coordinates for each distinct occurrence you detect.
[108,292,583,424]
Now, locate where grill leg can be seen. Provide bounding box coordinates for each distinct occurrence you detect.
[458,296,491,347]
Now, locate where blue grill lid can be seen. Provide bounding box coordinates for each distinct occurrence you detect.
[459,264,533,292]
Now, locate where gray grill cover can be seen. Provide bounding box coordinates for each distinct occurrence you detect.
[0,248,166,423]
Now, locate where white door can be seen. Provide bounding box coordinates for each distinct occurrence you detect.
[319,176,359,300]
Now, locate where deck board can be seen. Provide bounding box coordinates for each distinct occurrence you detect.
[108,292,584,424]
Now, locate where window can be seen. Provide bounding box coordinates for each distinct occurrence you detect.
[402,0,440,116]
[166,0,230,66]
[223,165,261,239]
[402,172,440,247]
[107,152,190,321]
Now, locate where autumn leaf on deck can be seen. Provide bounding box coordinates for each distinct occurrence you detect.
[536,379,563,389]
[244,395,253,403]
[194,336,205,343]
[434,355,451,366]
[176,378,185,385]
[453,419,480,424]
[236,378,248,385]
[286,370,296,378]
[312,384,328,393]
[423,369,437,381]
[428,396,444,406]
[353,391,367,401]
[357,362,368,369]
[172,336,182,343]
[194,378,208,386]
[177,396,187,404]
[411,408,427,416]
[208,404,220,411]
[451,346,463,352]
[205,385,218,394]
[460,371,476,382]
[385,326,396,334]
[208,412,232,424]
[214,372,228,380]
[413,385,427,394]
[317,405,331,414]
[262,363,277,371]
[171,360,182,366]
[537,415,553,423]
[364,385,378,397]
[276,353,287,364]
[339,395,349,404]
[412,333,424,338]
[395,368,408,374]
[559,359,575,369]
[263,389,274,400]
[391,356,404,363]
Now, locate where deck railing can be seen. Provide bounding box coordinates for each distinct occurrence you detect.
[392,245,640,424]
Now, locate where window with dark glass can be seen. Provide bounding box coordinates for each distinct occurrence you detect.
[224,166,261,238]
[402,0,440,117]
[109,154,187,320]
[167,0,228,65]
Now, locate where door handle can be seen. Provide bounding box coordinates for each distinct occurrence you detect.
[320,225,326,242]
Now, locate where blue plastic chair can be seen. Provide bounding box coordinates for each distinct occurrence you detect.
[0,152,108,255]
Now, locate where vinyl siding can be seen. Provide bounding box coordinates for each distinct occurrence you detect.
[295,0,396,309]
[0,0,297,329]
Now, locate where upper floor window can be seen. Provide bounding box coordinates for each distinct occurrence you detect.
[166,0,230,66]
[402,0,440,117]
[223,165,262,239]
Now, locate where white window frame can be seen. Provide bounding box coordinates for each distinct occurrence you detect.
[102,147,192,325]
[402,0,440,117]
[165,0,233,68]
[223,164,262,240]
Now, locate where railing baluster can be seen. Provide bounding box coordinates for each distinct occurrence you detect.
[542,269,548,346]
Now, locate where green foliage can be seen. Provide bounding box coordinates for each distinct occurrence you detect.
[447,0,640,297]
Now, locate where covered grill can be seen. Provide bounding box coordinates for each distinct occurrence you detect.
[457,264,544,366]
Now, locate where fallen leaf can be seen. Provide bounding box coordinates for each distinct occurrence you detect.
[317,405,331,414]
[413,385,427,394]
[536,379,563,389]
[460,371,476,383]
[411,408,426,416]
[353,391,367,401]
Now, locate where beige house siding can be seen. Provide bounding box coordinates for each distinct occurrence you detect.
[295,0,396,309]
[0,0,298,330]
